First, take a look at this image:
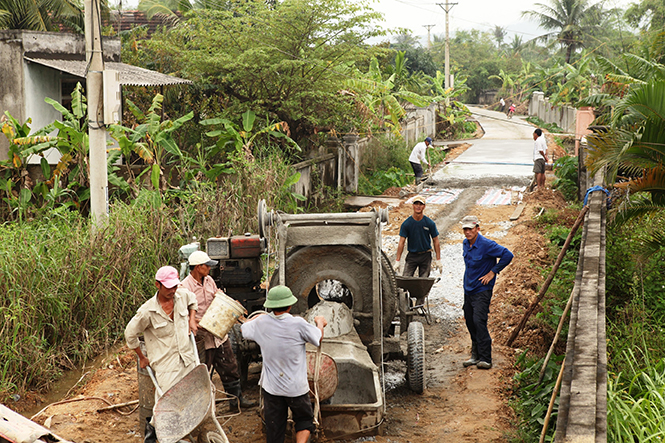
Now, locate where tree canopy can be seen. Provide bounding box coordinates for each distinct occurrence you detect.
[128,0,387,147]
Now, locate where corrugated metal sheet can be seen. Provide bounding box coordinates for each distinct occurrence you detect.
[24,57,192,86]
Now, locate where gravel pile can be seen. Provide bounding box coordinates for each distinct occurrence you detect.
[382,233,465,325]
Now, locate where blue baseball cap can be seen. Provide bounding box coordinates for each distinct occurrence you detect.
[425,137,432,143]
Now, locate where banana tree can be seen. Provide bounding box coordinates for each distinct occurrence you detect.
[110,94,193,192]
[488,69,516,97]
[426,71,473,139]
[344,54,432,136]
[199,110,300,177]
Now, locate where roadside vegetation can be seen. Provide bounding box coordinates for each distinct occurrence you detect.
[505,0,665,435]
[2,0,665,440]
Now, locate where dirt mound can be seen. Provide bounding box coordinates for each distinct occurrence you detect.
[383,186,402,196]
[523,186,567,210]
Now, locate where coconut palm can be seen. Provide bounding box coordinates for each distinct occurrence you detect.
[0,0,85,32]
[492,25,506,50]
[522,0,607,64]
[585,79,665,256]
[137,0,233,23]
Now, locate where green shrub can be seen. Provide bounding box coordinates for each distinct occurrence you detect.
[552,156,578,202]
[512,352,564,443]
[526,116,564,134]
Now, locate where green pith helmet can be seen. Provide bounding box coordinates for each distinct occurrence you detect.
[264,285,298,309]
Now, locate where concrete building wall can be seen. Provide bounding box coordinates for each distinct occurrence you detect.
[0,36,25,160]
[24,61,62,164]
[0,30,123,161]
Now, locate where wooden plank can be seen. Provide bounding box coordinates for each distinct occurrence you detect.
[0,403,74,443]
[344,196,403,208]
[510,202,526,220]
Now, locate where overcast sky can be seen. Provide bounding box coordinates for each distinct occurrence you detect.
[373,0,545,43]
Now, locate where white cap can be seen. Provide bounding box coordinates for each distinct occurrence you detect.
[188,250,219,267]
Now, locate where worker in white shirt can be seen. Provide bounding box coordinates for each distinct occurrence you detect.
[408,137,433,184]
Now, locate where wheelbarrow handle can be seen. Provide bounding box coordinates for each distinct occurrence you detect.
[190,332,200,366]
[146,366,164,397]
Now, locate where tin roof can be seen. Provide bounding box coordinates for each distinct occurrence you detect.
[25,56,192,86]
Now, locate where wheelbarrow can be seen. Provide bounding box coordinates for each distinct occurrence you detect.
[146,333,229,443]
[395,275,438,327]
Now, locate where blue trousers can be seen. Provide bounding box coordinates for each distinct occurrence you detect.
[463,289,493,363]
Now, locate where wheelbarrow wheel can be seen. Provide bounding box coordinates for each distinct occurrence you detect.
[407,321,425,394]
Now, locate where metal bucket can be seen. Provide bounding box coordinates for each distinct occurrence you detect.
[199,290,246,340]
[137,342,155,435]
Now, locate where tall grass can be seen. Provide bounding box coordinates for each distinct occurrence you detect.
[608,348,665,442]
[0,153,315,400]
[0,196,182,397]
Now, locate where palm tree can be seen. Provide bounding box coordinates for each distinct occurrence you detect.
[0,0,86,32]
[522,0,607,64]
[137,0,236,23]
[508,35,524,55]
[585,79,665,256]
[492,25,506,50]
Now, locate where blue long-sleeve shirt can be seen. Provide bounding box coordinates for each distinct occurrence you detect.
[463,234,513,294]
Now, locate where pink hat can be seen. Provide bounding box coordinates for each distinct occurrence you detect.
[155,266,180,288]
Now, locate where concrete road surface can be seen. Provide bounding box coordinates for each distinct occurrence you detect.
[430,106,537,187]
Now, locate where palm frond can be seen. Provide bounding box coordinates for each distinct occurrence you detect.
[641,230,665,259]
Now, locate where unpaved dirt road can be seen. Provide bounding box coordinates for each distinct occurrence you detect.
[13,110,569,443]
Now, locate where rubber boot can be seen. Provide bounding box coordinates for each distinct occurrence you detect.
[144,417,157,443]
[224,380,257,410]
[463,342,480,367]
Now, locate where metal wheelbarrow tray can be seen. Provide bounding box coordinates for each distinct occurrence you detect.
[395,276,436,302]
[153,364,212,443]
[147,333,229,443]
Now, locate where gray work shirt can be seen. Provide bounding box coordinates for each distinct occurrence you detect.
[241,312,322,397]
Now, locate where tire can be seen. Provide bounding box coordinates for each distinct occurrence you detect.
[407,321,425,394]
[269,245,397,345]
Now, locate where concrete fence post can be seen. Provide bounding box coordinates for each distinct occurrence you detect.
[342,134,359,193]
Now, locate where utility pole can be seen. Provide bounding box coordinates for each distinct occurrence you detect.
[422,24,436,50]
[437,1,457,89]
[85,0,108,229]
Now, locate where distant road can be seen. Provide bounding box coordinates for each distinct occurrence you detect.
[431,106,536,187]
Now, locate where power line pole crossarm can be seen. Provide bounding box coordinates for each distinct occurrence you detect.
[436,1,457,90]
[423,24,436,50]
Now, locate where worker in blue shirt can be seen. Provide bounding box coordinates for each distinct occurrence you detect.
[460,215,513,369]
[394,195,442,278]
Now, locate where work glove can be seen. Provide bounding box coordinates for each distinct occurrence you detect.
[432,259,443,274]
[393,260,403,275]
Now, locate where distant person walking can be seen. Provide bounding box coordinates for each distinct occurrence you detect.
[507,103,516,119]
[533,128,548,188]
[499,97,505,113]
[408,137,434,184]
[394,195,442,278]
[460,216,513,370]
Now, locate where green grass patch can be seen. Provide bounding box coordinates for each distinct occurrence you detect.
[526,116,564,134]
[358,135,447,195]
